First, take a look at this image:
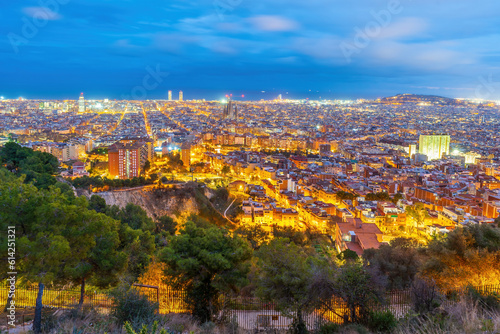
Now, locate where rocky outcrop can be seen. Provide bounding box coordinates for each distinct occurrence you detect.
[79,185,215,222]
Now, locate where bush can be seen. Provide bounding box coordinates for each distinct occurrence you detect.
[199,321,216,334]
[411,278,441,314]
[124,320,168,334]
[367,310,397,332]
[39,309,58,333]
[317,322,340,334]
[55,308,117,333]
[336,249,359,262]
[466,285,500,312]
[340,323,369,334]
[290,317,308,334]
[223,314,239,334]
[112,287,159,329]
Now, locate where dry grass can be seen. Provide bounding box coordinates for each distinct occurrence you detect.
[4,298,499,334]
[162,313,205,333]
[44,308,120,334]
[21,311,247,334]
[395,298,500,334]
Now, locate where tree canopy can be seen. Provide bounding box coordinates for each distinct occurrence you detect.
[0,142,59,189]
[160,220,252,323]
[156,215,177,236]
[255,238,333,333]
[364,237,422,290]
[0,170,129,332]
[336,191,355,201]
[71,175,155,189]
[421,224,500,289]
[405,203,430,229]
[87,199,157,283]
[234,224,270,249]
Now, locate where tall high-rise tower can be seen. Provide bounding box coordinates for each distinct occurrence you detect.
[168,90,172,101]
[179,90,183,101]
[181,142,191,168]
[223,98,238,120]
[419,135,450,160]
[78,93,86,113]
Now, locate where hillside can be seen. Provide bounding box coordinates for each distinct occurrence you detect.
[379,93,465,105]
[77,184,230,225]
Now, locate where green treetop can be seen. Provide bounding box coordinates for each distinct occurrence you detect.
[160,220,252,323]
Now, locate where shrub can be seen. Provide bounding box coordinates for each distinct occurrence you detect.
[367,310,397,332]
[466,285,500,312]
[337,249,359,262]
[112,287,159,329]
[317,322,340,334]
[199,321,216,334]
[39,309,58,333]
[163,313,199,334]
[124,320,168,334]
[410,278,441,314]
[340,323,369,334]
[290,317,308,334]
[223,314,239,334]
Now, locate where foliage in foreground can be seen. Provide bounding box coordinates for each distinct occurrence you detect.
[160,220,253,323]
[124,320,167,334]
[466,285,500,312]
[0,169,157,333]
[72,175,156,189]
[112,287,160,329]
[366,310,397,332]
[364,237,421,290]
[0,141,59,189]
[20,299,500,334]
[255,238,333,334]
[421,223,500,289]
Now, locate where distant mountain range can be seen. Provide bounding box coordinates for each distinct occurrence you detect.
[378,94,465,105]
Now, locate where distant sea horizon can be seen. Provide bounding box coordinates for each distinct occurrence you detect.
[0,90,464,102]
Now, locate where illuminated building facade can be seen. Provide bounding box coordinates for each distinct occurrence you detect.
[223,99,238,120]
[108,139,153,179]
[168,90,172,101]
[78,93,86,113]
[179,90,183,101]
[419,134,450,160]
[181,142,191,168]
[465,151,481,164]
[483,201,500,219]
[408,144,417,160]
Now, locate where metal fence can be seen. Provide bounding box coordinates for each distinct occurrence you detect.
[221,284,500,329]
[0,286,113,310]
[1,283,499,328]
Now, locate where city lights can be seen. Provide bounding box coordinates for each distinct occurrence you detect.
[2,0,499,329]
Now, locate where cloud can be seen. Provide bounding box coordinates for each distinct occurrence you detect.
[216,22,245,34]
[3,0,500,99]
[137,21,171,28]
[208,41,239,55]
[275,56,300,64]
[370,40,476,71]
[109,39,145,57]
[292,35,344,60]
[154,33,200,54]
[248,15,299,32]
[375,17,428,40]
[22,7,62,20]
[411,86,474,91]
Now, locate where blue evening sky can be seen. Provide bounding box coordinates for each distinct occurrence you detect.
[1,0,500,100]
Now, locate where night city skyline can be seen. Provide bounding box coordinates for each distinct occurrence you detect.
[2,1,500,332]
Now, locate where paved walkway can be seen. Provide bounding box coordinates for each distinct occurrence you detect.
[3,322,32,334]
